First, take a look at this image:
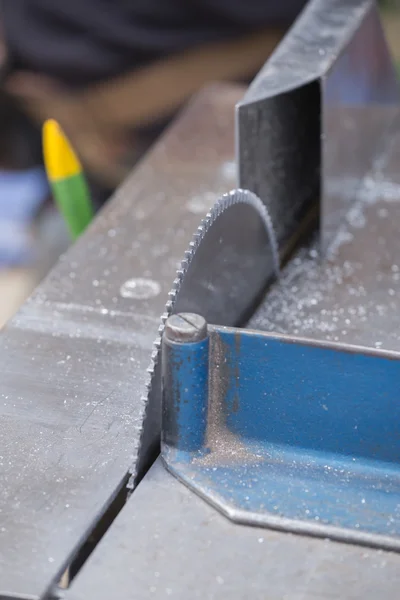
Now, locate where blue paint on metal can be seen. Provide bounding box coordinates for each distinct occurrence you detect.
[219,330,400,464]
[184,443,400,537]
[162,336,209,453]
[162,323,400,548]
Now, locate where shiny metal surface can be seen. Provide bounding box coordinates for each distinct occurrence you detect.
[0,84,244,600]
[67,458,400,600]
[237,0,399,254]
[171,189,279,325]
[164,313,208,344]
[248,108,400,353]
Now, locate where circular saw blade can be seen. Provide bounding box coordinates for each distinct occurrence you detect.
[169,188,279,326]
[135,188,279,481]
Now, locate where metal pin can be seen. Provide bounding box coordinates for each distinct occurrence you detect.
[162,313,209,453]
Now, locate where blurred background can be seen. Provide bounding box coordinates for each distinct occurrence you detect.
[0,0,398,328]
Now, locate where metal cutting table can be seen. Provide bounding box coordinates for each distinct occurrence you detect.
[2,1,400,598]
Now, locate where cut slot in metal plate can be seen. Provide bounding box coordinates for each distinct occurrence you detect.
[66,459,400,600]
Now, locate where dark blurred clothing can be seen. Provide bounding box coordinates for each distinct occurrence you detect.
[0,0,307,265]
[1,0,306,87]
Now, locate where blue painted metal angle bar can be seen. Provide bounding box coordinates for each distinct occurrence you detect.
[162,319,400,551]
[219,329,400,464]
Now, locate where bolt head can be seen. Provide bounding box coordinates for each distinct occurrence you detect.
[164,313,207,343]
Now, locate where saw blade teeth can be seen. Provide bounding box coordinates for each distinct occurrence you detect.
[132,187,280,486]
[171,281,180,292]
[192,235,202,248]
[199,216,208,227]
[166,297,175,309]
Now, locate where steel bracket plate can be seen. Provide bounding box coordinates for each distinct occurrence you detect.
[162,322,400,552]
[237,0,400,256]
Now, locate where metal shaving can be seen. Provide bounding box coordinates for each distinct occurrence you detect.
[248,178,400,353]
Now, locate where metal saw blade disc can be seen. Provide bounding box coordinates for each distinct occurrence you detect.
[135,188,278,480]
[169,188,279,327]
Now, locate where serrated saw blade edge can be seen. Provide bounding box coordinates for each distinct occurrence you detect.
[131,188,279,484]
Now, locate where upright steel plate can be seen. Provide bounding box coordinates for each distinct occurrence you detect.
[237,0,399,255]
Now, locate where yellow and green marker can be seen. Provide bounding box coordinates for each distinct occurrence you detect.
[43,119,94,240]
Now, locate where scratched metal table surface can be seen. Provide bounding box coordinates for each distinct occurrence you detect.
[249,107,400,354]
[0,84,241,600]
[67,458,400,600]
